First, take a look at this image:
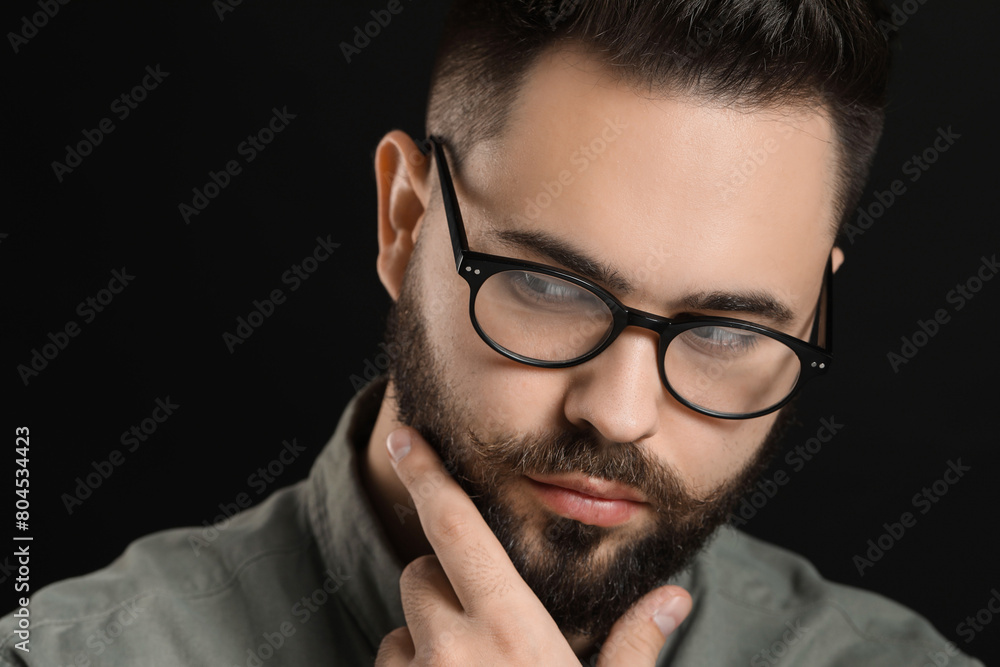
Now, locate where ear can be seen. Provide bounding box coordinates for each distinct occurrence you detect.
[832,245,845,273]
[374,130,432,301]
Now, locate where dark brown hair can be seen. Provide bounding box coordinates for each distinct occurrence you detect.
[425,0,892,238]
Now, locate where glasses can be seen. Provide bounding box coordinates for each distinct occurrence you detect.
[426,136,833,420]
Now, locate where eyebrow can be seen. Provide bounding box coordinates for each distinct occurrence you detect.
[681,290,794,325]
[492,227,634,292]
[487,224,796,326]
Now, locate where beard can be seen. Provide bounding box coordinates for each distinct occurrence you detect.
[383,245,793,645]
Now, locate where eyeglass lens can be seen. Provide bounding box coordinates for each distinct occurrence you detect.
[473,269,801,416]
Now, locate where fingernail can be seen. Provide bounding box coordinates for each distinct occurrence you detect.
[652,596,684,637]
[386,429,411,463]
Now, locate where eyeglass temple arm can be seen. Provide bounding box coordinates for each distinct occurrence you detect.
[808,254,834,353]
[428,136,468,271]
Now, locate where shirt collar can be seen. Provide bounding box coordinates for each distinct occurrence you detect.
[305,375,406,651]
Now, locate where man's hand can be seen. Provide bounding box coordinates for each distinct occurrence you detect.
[374,427,692,666]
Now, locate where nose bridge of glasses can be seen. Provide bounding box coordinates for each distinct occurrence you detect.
[622,307,672,333]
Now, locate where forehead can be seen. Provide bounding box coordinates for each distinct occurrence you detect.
[457,43,838,311]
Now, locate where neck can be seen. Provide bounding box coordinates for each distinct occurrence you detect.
[360,379,434,565]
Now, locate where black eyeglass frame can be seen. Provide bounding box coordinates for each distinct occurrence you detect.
[426,136,834,420]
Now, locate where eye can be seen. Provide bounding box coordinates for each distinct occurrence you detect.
[688,326,760,353]
[507,271,591,305]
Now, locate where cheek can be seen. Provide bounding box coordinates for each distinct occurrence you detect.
[666,414,777,494]
[415,221,481,369]
[474,368,574,435]
[415,242,572,434]
[448,340,568,437]
[416,239,556,430]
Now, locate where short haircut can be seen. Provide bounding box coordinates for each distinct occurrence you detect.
[425,0,892,239]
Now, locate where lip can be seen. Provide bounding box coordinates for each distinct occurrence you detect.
[525,473,647,527]
[526,473,647,503]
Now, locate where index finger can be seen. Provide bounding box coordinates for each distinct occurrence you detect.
[386,427,531,615]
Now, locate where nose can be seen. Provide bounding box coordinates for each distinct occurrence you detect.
[561,325,665,443]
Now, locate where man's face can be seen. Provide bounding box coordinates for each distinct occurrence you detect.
[382,44,837,643]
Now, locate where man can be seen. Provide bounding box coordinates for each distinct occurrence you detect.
[0,0,983,665]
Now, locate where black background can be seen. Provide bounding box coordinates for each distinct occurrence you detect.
[3,0,998,664]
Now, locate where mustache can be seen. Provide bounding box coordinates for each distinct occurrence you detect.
[461,427,721,518]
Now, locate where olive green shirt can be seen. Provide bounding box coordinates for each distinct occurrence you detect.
[0,378,982,666]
